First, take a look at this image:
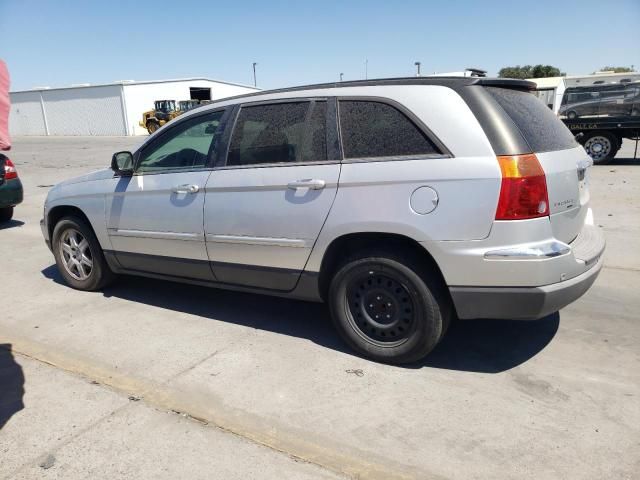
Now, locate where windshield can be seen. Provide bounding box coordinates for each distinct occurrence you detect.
[156,101,175,112]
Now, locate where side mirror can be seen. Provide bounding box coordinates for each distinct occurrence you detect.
[111,151,134,176]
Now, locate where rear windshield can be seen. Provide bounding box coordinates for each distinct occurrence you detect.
[486,87,577,153]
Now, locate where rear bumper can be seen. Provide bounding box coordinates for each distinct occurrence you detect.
[446,218,606,320]
[0,178,23,207]
[450,254,603,320]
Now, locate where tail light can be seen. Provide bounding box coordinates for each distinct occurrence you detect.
[3,157,18,180]
[495,154,549,220]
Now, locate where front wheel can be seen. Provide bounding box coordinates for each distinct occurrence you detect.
[147,121,160,134]
[52,216,115,290]
[0,206,13,222]
[328,252,449,364]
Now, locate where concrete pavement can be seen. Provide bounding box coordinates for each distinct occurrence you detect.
[1,137,639,479]
[0,347,344,479]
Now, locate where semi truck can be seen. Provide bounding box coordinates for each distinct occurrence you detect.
[560,81,640,164]
[531,73,640,164]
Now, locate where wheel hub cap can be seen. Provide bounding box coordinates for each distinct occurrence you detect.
[585,136,611,161]
[347,272,415,345]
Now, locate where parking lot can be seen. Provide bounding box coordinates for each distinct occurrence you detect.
[1,136,639,479]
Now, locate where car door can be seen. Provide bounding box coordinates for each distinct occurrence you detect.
[204,99,340,290]
[106,109,227,280]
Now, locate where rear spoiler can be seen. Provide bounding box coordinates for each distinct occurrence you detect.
[473,78,536,91]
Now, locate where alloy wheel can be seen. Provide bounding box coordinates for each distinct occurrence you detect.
[59,228,93,281]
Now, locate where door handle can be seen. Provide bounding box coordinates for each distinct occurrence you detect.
[287,179,326,190]
[172,184,200,194]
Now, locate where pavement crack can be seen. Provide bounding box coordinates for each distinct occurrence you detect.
[162,349,220,385]
[603,264,640,272]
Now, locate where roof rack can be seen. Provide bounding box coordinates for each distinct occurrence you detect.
[221,76,536,102]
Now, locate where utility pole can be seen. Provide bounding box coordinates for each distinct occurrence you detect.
[252,62,257,87]
[414,61,421,77]
[340,72,344,82]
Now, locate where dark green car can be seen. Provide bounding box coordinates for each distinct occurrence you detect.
[0,153,23,222]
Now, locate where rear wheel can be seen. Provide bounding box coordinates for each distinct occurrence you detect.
[583,132,617,164]
[328,251,450,364]
[567,110,578,119]
[0,206,13,222]
[52,216,115,291]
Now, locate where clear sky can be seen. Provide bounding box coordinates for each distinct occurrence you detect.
[1,0,639,91]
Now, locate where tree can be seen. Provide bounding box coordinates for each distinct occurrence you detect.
[596,66,635,73]
[498,65,564,79]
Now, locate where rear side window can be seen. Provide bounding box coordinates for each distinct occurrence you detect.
[338,100,440,159]
[486,87,577,153]
[227,101,327,167]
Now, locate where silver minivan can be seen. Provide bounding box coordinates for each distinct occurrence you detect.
[41,77,605,364]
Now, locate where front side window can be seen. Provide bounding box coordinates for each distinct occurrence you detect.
[137,111,224,173]
[227,101,327,167]
[338,100,440,159]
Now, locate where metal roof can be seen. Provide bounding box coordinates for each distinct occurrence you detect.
[10,77,259,94]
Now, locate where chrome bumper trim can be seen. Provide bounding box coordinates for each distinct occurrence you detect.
[484,241,571,260]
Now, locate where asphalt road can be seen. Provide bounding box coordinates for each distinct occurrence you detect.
[1,137,639,479]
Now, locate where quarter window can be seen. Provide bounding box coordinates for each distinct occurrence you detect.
[137,111,224,173]
[227,101,327,167]
[338,100,440,159]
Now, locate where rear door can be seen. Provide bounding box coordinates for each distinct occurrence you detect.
[204,99,340,290]
[485,86,588,242]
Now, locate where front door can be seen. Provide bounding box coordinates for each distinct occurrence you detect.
[204,100,340,290]
[106,110,225,280]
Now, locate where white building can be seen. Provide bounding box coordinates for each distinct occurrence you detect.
[528,72,640,113]
[9,78,259,136]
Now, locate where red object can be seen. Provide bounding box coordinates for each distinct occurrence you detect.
[495,154,549,220]
[0,60,10,151]
[3,157,18,179]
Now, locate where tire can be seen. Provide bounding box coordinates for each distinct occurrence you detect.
[52,216,116,291]
[583,132,617,164]
[567,110,578,119]
[328,251,451,364]
[0,206,13,222]
[147,121,160,134]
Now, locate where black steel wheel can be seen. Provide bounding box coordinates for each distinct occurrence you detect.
[328,251,449,364]
[346,271,417,346]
